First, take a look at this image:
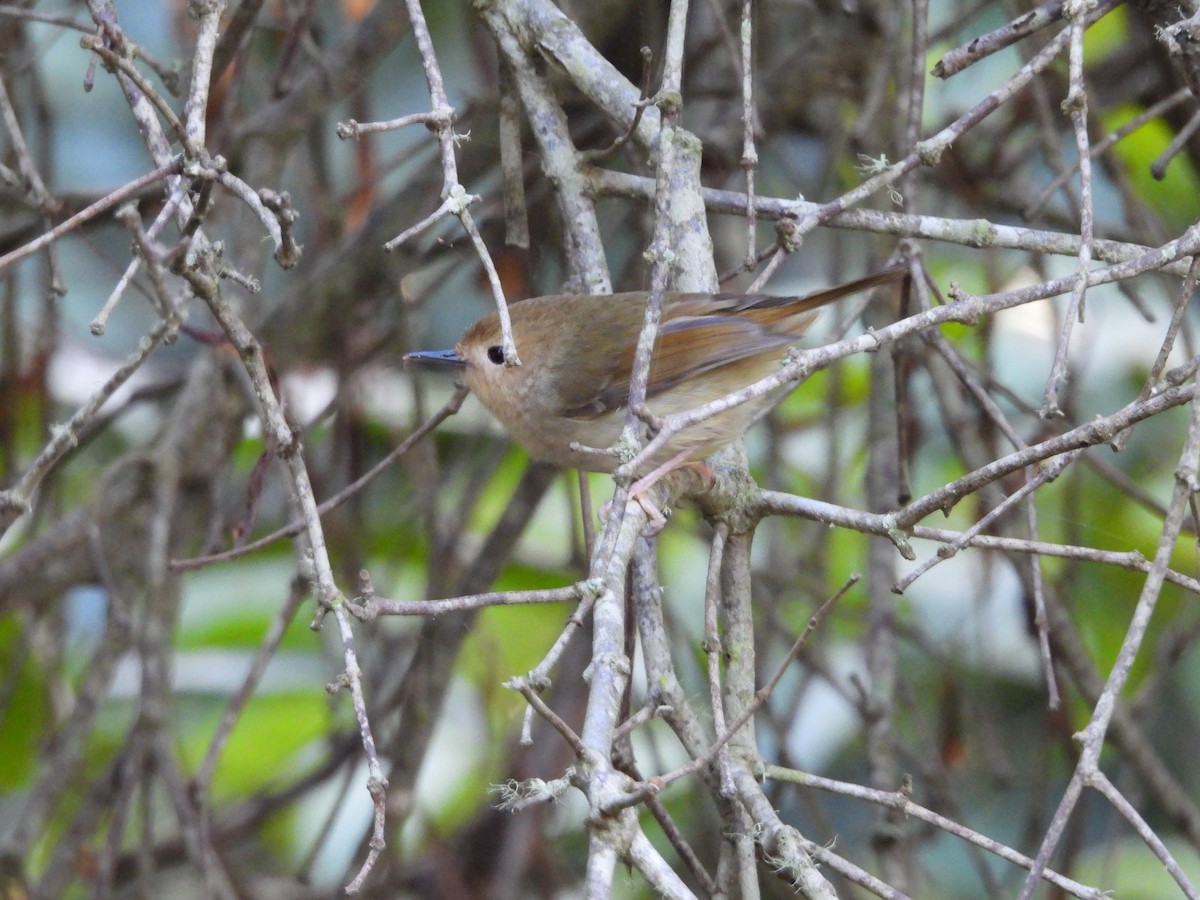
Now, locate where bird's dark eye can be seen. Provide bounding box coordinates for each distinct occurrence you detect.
[486,346,505,365]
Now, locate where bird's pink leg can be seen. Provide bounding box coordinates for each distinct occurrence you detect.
[626,449,715,532]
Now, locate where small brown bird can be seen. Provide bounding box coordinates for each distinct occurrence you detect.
[407,266,904,482]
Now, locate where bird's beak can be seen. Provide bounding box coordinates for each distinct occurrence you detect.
[404,348,465,368]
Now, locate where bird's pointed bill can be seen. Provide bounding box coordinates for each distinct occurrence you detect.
[405,348,465,368]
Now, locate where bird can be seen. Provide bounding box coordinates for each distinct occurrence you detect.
[407,266,905,512]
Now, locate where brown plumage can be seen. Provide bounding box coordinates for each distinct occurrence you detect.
[408,266,905,474]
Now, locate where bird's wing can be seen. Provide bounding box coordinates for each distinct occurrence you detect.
[558,264,907,420]
[561,310,795,420]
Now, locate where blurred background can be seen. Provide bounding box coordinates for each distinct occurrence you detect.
[2,0,1200,896]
